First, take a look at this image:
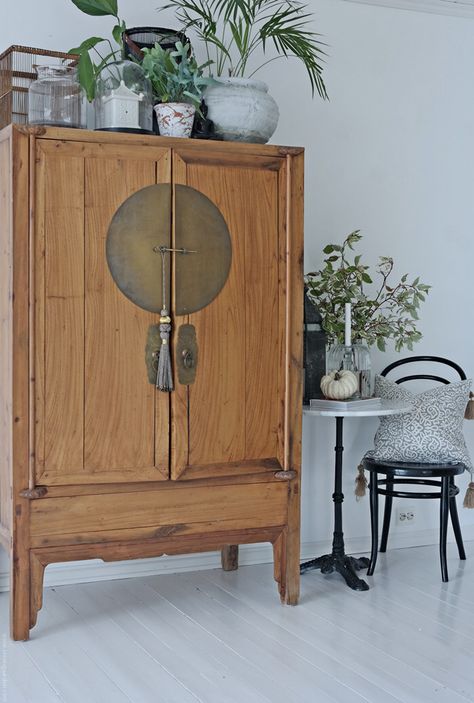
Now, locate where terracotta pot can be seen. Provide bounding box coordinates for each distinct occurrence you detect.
[204,77,279,144]
[154,102,195,138]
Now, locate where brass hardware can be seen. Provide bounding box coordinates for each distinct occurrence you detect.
[177,325,198,385]
[274,470,297,481]
[145,324,161,384]
[174,184,232,315]
[106,183,232,316]
[19,486,48,499]
[106,184,171,314]
[153,246,197,255]
[182,349,194,369]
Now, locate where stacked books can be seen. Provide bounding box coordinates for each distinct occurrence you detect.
[309,397,382,410]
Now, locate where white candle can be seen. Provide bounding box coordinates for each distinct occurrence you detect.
[344,302,351,347]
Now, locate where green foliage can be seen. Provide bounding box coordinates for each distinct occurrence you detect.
[71,0,118,16]
[69,0,125,101]
[160,0,328,99]
[140,42,214,108]
[305,231,431,352]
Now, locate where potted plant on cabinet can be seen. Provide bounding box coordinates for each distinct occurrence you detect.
[140,41,214,137]
[161,0,328,143]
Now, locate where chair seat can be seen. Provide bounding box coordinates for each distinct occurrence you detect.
[363,456,466,478]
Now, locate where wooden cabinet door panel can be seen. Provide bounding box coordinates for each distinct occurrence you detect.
[34,140,171,485]
[171,151,287,480]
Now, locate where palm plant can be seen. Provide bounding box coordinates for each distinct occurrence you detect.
[161,0,328,98]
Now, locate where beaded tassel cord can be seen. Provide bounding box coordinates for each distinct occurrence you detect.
[156,247,173,392]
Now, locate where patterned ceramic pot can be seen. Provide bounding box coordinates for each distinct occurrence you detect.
[154,102,196,137]
[204,77,279,144]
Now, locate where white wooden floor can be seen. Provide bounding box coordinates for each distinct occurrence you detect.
[1,541,474,703]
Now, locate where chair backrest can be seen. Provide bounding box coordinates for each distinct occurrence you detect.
[381,355,466,386]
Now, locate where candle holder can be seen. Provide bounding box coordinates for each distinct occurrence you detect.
[326,342,372,398]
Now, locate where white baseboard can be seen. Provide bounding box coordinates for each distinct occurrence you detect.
[2,523,474,593]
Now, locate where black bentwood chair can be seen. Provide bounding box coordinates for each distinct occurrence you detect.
[363,356,467,582]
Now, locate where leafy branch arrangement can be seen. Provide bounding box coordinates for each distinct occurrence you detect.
[161,0,328,98]
[140,41,214,109]
[305,231,431,352]
[69,0,126,101]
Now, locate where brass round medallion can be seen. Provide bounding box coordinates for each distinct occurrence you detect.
[106,183,232,315]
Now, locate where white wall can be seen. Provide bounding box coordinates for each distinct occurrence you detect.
[1,0,474,584]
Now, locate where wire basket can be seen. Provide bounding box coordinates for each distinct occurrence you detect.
[0,45,78,130]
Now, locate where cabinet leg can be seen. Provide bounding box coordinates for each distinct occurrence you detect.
[221,545,239,571]
[10,547,31,641]
[273,533,283,584]
[274,528,300,605]
[29,553,46,629]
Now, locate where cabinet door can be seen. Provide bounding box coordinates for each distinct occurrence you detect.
[34,139,171,486]
[171,148,294,480]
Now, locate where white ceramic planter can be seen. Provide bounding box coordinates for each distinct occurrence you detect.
[204,77,279,144]
[154,102,195,138]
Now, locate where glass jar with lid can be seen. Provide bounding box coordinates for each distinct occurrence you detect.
[28,65,86,128]
[94,60,153,133]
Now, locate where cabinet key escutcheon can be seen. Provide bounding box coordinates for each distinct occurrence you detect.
[182,349,194,369]
[177,324,198,385]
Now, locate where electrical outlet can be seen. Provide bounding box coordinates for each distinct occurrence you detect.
[397,507,416,524]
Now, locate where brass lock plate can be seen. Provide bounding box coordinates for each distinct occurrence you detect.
[176,324,198,385]
[106,183,232,315]
[145,324,161,385]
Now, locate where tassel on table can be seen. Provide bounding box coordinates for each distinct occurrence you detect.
[355,463,368,499]
[463,481,474,508]
[156,307,173,392]
[464,392,474,420]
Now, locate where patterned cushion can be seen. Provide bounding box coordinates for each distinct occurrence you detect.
[367,375,472,469]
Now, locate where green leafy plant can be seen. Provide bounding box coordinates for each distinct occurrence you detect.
[140,41,214,109]
[68,0,126,101]
[161,0,328,98]
[305,231,431,352]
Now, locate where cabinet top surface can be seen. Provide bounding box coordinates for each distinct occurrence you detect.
[2,124,304,157]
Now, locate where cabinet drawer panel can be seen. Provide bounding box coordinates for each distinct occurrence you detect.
[30,482,288,536]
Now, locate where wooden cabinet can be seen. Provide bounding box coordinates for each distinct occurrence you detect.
[0,125,303,640]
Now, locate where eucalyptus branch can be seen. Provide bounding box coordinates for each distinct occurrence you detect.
[373,258,393,303]
[305,232,431,350]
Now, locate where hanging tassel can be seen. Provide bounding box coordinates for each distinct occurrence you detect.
[463,481,474,508]
[355,463,368,499]
[156,307,173,392]
[465,392,474,420]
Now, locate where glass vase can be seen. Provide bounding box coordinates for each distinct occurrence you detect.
[28,65,85,129]
[326,342,372,398]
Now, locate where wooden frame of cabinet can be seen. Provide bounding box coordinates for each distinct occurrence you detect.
[0,125,303,640]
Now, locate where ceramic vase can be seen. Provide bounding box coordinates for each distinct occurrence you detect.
[203,77,279,144]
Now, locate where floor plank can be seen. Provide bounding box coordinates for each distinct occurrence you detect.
[1,541,474,702]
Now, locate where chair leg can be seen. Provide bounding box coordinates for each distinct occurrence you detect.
[449,477,466,561]
[380,479,393,553]
[440,476,450,582]
[367,473,379,576]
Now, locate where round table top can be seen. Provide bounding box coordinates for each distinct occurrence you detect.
[303,400,412,418]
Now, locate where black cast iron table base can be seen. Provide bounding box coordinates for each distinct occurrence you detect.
[301,415,370,591]
[300,553,370,591]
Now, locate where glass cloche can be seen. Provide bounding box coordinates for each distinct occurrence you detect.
[94,61,153,134]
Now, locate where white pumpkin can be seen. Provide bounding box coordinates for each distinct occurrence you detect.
[320,370,358,400]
